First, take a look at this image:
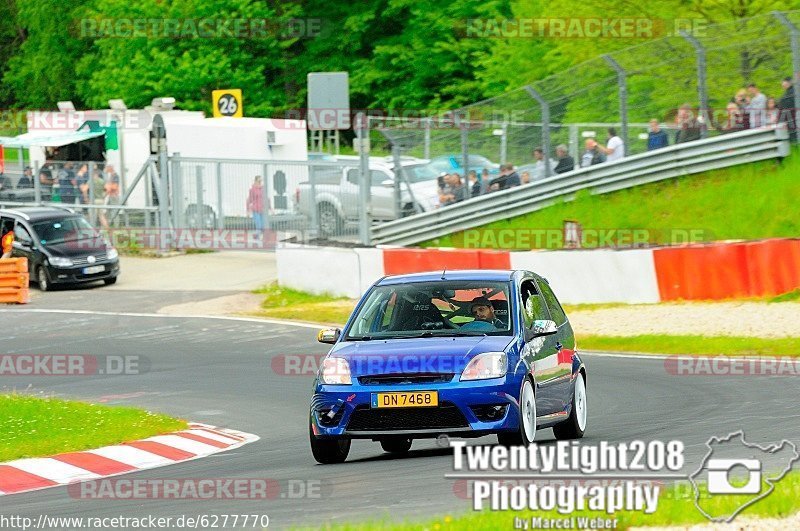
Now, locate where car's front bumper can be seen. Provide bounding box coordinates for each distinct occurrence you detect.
[310,374,523,439]
[47,260,120,285]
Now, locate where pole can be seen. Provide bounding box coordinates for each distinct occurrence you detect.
[357,112,371,245]
[460,113,471,199]
[524,86,552,178]
[773,11,800,141]
[680,31,708,138]
[500,122,508,165]
[603,54,628,155]
[423,118,431,160]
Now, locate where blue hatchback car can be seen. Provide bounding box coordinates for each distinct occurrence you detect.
[309,270,588,463]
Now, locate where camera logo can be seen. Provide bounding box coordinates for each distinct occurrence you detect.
[689,431,799,522]
[706,458,761,494]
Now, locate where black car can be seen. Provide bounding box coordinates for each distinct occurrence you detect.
[2,207,120,291]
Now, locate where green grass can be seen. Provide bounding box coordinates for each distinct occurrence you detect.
[422,152,800,249]
[770,288,800,303]
[0,394,187,462]
[250,282,355,324]
[320,473,800,530]
[578,334,800,357]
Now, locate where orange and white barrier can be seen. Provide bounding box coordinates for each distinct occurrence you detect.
[0,258,29,304]
[276,239,800,304]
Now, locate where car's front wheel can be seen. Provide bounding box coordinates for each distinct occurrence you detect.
[309,425,350,464]
[36,266,51,292]
[379,437,412,454]
[498,377,536,446]
[553,371,587,440]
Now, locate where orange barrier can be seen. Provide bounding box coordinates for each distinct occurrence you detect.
[0,258,29,304]
[383,249,511,276]
[653,239,800,301]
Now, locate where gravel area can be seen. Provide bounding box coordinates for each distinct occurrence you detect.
[569,302,800,338]
[633,512,800,530]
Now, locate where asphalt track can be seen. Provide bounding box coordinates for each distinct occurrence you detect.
[2,305,800,530]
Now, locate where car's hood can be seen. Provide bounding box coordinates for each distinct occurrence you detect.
[44,241,109,258]
[329,335,513,377]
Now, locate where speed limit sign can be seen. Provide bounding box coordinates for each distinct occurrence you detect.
[212,89,243,117]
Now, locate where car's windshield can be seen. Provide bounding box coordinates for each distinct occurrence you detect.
[346,280,513,340]
[32,216,96,245]
[401,163,440,183]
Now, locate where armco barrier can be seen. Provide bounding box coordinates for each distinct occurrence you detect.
[0,258,29,304]
[276,240,800,304]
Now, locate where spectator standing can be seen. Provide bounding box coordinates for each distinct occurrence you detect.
[58,162,77,204]
[0,173,12,193]
[745,83,767,128]
[467,170,485,196]
[766,97,779,126]
[38,169,54,200]
[554,144,574,174]
[580,139,606,167]
[76,164,90,204]
[18,167,33,188]
[674,104,701,144]
[102,165,120,228]
[520,171,531,185]
[439,173,465,206]
[719,99,746,134]
[602,128,625,161]
[246,176,266,231]
[647,120,669,150]
[532,148,556,180]
[777,77,796,140]
[90,169,105,226]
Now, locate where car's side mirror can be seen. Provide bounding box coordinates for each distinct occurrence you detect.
[524,319,557,341]
[317,328,341,344]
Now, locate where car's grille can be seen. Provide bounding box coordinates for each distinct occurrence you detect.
[72,253,108,266]
[358,373,454,385]
[346,401,469,432]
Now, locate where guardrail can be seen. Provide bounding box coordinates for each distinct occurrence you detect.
[370,126,791,246]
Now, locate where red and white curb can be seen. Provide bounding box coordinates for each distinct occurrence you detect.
[0,423,259,496]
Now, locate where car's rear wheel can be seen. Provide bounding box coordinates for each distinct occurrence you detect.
[37,266,51,292]
[379,437,412,454]
[309,425,350,464]
[104,277,117,285]
[498,378,536,446]
[553,372,587,440]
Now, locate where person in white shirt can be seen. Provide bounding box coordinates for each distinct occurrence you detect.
[746,83,767,128]
[601,128,625,162]
[532,147,557,180]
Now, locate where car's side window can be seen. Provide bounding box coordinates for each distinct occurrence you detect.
[520,279,548,329]
[346,168,359,185]
[13,223,33,244]
[537,279,567,326]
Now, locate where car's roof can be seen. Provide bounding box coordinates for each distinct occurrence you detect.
[0,206,79,222]
[377,269,517,285]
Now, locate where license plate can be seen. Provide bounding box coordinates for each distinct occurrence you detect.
[371,391,438,408]
[82,265,104,274]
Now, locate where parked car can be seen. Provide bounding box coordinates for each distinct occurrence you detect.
[1,206,120,291]
[295,158,440,237]
[308,269,587,463]
[426,154,500,177]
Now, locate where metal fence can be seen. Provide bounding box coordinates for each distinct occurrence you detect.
[371,126,791,246]
[371,11,800,178]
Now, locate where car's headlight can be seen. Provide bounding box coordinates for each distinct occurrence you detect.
[106,247,119,260]
[48,256,73,267]
[320,357,352,385]
[460,352,508,381]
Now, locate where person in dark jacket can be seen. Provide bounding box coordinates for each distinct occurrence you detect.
[674,104,701,144]
[580,139,606,167]
[778,76,796,141]
[647,119,669,150]
[554,144,574,173]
